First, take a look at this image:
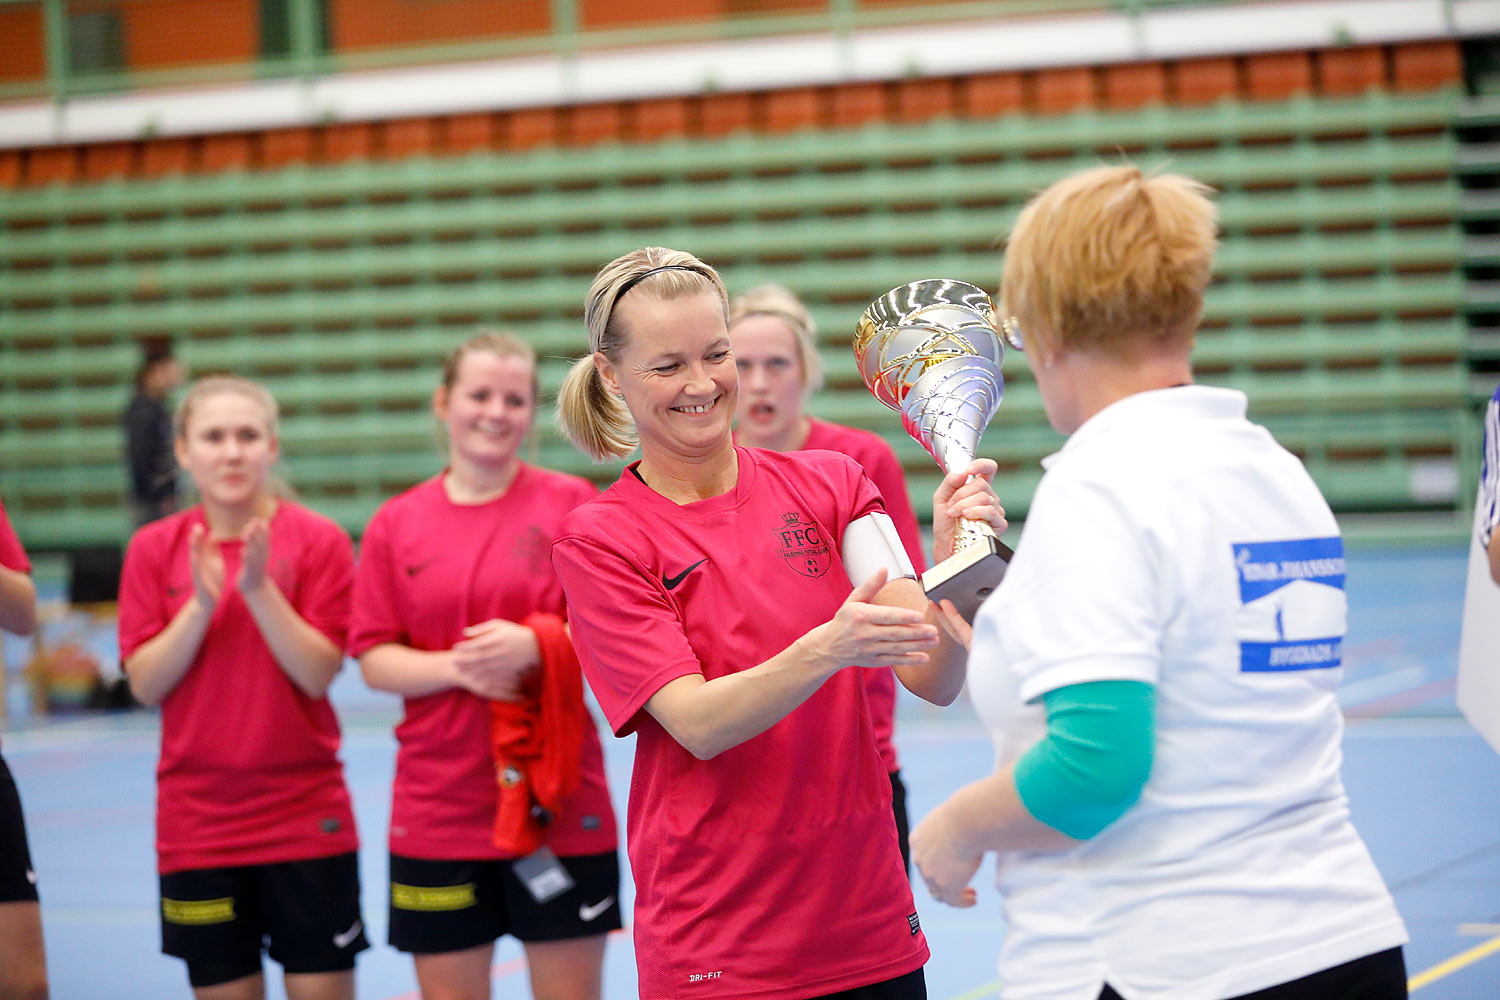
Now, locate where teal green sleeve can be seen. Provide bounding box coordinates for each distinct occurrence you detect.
[1012,680,1156,840]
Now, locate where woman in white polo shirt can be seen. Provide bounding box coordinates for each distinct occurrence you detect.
[910,165,1408,1000]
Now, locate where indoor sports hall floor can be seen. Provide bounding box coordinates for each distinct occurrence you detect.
[4,540,1498,999]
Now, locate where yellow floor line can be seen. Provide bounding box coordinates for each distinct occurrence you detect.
[1410,932,1500,992]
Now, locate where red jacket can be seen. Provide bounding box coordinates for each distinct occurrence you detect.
[488,612,588,856]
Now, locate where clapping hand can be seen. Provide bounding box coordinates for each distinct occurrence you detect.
[187,524,225,607]
[237,518,271,595]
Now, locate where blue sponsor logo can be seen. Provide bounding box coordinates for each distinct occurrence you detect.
[1233,537,1346,672]
[1242,637,1342,672]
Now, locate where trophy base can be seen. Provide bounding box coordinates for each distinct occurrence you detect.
[921,536,1013,622]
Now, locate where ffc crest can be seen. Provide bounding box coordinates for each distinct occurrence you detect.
[775,512,831,579]
[513,525,549,575]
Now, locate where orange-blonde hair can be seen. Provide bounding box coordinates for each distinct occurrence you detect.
[1001,164,1218,360]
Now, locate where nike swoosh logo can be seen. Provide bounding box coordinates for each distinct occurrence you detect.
[579,895,615,922]
[333,919,363,949]
[405,559,433,577]
[662,558,706,591]
[167,584,187,598]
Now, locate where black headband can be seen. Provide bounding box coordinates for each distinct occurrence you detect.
[617,264,701,299]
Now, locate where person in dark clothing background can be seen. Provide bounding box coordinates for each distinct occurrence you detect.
[124,336,185,528]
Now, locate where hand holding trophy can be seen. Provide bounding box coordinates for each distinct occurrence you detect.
[854,278,1013,621]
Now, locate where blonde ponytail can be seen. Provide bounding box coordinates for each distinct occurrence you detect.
[556,246,728,462]
[557,355,637,461]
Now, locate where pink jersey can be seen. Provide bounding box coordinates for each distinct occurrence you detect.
[803,417,926,773]
[348,466,617,861]
[554,447,927,1000]
[1,499,29,751]
[118,502,360,875]
[0,500,29,574]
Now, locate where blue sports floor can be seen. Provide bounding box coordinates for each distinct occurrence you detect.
[4,542,1499,999]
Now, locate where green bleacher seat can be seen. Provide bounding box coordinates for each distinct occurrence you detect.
[0,212,1466,305]
[0,90,1473,549]
[2,268,1463,348]
[0,89,1460,227]
[0,160,1461,273]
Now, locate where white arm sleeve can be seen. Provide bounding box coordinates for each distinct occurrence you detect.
[842,512,918,588]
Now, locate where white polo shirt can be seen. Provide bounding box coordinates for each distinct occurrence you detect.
[968,385,1407,1000]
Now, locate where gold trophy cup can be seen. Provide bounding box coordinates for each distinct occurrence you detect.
[854,278,1012,621]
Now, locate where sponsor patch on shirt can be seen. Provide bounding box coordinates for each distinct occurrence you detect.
[1232,536,1346,672]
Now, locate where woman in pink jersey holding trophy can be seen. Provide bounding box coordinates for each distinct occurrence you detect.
[729,282,926,872]
[553,247,1005,1000]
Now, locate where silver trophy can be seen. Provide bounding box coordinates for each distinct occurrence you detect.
[854,278,1012,621]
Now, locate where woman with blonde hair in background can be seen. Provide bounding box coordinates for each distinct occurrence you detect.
[118,376,368,1000]
[552,247,1005,1000]
[349,331,620,1000]
[911,165,1407,999]
[729,282,926,873]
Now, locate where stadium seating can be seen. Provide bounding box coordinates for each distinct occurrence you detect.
[0,88,1478,548]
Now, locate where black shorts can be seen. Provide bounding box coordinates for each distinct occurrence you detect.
[1098,946,1407,1000]
[809,967,926,1000]
[159,852,368,980]
[0,754,39,904]
[388,849,622,954]
[890,769,911,877]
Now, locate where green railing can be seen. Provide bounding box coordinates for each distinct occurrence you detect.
[0,0,1231,104]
